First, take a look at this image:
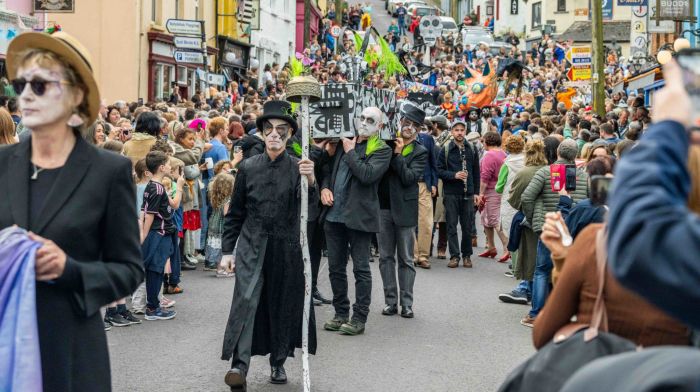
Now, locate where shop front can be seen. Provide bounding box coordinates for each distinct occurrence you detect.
[147,32,217,102]
[0,9,40,79]
[295,0,321,52]
[217,35,251,84]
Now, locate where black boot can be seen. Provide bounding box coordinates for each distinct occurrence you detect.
[313,288,332,305]
[270,365,287,384]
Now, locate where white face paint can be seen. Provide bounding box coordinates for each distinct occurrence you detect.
[357,107,382,138]
[264,118,291,152]
[400,118,419,139]
[16,62,76,131]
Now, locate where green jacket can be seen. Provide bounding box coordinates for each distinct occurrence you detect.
[520,160,589,233]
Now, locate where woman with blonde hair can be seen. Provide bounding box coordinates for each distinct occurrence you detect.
[0,107,17,145]
[494,134,526,262]
[498,139,548,306]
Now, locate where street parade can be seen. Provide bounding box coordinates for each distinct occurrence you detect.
[1,0,700,391]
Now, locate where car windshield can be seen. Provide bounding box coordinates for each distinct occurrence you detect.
[441,21,457,29]
[416,7,436,16]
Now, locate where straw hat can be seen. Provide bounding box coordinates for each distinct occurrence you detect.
[7,31,100,126]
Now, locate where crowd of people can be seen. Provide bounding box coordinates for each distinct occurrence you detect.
[2,5,700,392]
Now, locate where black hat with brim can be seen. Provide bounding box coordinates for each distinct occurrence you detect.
[256,100,299,135]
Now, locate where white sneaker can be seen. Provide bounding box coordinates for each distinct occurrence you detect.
[216,270,234,278]
[160,297,176,308]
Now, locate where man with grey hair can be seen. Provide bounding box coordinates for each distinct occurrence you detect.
[624,120,643,141]
[518,139,589,328]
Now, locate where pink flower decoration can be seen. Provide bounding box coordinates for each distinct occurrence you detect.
[295,52,304,60]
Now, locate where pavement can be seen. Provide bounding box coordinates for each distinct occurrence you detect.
[109,226,534,392]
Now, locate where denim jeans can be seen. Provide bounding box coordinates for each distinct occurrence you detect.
[169,233,181,285]
[324,221,372,323]
[513,280,532,299]
[529,239,552,318]
[199,183,208,250]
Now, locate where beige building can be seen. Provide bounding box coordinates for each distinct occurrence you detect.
[51,0,218,104]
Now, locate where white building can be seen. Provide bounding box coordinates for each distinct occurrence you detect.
[250,0,296,86]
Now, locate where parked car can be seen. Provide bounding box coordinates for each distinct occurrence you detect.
[459,26,495,48]
[438,16,458,38]
[388,0,426,17]
[409,4,439,17]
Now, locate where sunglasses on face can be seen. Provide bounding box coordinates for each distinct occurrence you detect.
[12,77,70,96]
[262,123,290,138]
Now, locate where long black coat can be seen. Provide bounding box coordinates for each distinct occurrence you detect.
[0,136,143,392]
[221,151,317,362]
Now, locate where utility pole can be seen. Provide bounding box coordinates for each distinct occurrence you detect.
[451,0,459,20]
[335,0,343,25]
[591,0,605,116]
[304,0,311,48]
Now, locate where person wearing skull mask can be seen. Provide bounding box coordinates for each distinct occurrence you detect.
[221,100,318,389]
[465,108,483,135]
[377,104,428,318]
[321,106,392,336]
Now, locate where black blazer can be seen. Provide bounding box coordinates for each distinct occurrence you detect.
[379,141,428,227]
[321,139,392,233]
[0,136,143,392]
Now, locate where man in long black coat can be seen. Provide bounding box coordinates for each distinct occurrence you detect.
[221,100,317,390]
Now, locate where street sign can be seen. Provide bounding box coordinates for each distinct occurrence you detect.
[567,65,592,82]
[618,0,647,5]
[174,36,203,50]
[566,46,592,82]
[166,19,202,36]
[330,25,342,38]
[647,20,676,32]
[566,46,592,64]
[174,50,204,64]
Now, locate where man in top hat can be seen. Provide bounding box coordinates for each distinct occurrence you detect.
[220,100,317,390]
[377,103,428,317]
[465,107,484,135]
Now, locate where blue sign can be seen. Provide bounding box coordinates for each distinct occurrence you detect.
[589,0,614,20]
[618,0,647,5]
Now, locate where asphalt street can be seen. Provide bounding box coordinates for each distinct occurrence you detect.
[109,224,534,392]
[109,4,534,391]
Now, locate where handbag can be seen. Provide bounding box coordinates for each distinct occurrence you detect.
[498,228,637,392]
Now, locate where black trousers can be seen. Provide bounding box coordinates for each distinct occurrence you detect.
[444,194,474,259]
[308,218,324,292]
[324,221,372,323]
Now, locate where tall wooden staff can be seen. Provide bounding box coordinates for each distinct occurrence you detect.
[286,76,321,392]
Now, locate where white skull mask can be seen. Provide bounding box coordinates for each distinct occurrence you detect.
[357,107,382,137]
[421,16,443,44]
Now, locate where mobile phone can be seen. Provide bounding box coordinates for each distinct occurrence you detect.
[590,175,613,207]
[676,49,700,127]
[565,164,577,191]
[233,145,242,154]
[550,164,566,192]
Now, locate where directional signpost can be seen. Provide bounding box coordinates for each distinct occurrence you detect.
[566,46,592,85]
[167,18,208,96]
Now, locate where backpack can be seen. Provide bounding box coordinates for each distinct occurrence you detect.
[498,228,637,392]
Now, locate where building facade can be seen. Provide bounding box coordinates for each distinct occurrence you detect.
[2,0,45,76]
[250,0,295,86]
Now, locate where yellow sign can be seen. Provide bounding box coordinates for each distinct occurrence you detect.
[567,65,592,82]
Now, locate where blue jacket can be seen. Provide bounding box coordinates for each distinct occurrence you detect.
[0,227,42,391]
[557,196,606,239]
[607,120,700,329]
[417,133,438,189]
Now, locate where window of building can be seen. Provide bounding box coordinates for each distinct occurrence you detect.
[557,0,566,12]
[532,2,542,30]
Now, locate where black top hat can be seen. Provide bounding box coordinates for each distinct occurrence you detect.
[401,103,426,125]
[256,100,299,135]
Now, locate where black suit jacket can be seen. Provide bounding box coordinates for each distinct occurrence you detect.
[321,139,392,233]
[0,136,143,392]
[380,141,428,227]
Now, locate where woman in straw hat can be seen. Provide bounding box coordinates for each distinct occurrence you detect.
[0,30,143,391]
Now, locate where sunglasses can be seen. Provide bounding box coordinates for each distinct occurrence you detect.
[12,77,70,96]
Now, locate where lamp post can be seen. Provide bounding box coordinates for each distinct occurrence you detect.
[656,37,692,65]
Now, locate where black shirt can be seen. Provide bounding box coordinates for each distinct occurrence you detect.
[29,166,62,228]
[141,180,176,235]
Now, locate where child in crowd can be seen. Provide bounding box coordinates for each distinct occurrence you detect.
[140,151,183,320]
[204,172,235,277]
[130,159,152,316]
[163,157,185,300]
[214,159,232,175]
[102,139,124,153]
